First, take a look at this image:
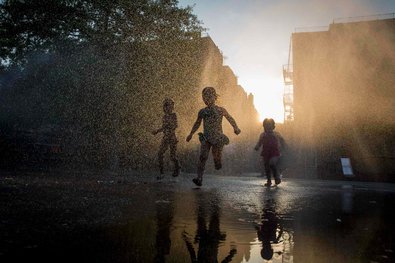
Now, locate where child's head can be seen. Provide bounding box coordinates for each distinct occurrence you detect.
[202,86,218,106]
[263,118,275,132]
[163,98,174,114]
[261,246,274,260]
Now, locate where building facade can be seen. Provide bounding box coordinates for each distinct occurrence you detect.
[290,16,395,181]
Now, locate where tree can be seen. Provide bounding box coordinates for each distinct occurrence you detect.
[0,0,205,168]
[0,0,203,67]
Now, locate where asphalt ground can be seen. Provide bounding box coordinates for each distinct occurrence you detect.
[1,170,394,263]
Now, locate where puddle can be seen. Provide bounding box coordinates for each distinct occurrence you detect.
[1,178,395,263]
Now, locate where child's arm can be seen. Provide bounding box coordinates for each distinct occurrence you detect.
[276,132,286,151]
[151,127,163,135]
[186,115,202,142]
[152,116,167,135]
[221,248,237,263]
[254,133,263,151]
[222,108,241,135]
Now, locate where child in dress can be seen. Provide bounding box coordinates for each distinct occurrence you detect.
[254,118,284,186]
[186,87,241,186]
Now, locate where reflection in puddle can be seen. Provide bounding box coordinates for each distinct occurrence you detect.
[5,183,394,263]
[341,184,353,214]
[254,198,294,262]
[182,191,237,262]
[154,189,297,263]
[149,187,394,263]
[154,191,174,262]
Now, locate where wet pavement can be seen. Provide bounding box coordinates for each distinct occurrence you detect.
[1,171,394,263]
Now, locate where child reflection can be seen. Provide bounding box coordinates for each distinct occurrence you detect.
[183,191,237,263]
[154,193,175,263]
[256,199,283,260]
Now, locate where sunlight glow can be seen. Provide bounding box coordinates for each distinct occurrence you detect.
[239,76,285,123]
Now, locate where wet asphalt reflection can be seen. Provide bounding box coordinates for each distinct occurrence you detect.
[1,173,395,263]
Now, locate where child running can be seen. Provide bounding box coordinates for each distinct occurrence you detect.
[254,118,285,187]
[186,87,241,186]
[152,98,181,179]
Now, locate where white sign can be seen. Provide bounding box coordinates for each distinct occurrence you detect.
[341,158,354,177]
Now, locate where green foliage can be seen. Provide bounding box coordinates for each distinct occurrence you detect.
[0,0,203,66]
[0,0,205,168]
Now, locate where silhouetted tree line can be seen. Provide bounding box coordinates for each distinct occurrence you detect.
[0,0,260,172]
[0,0,204,169]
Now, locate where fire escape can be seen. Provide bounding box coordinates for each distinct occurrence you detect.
[283,37,294,123]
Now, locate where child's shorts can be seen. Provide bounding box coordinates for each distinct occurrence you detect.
[198,132,229,146]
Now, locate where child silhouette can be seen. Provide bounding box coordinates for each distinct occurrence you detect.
[152,98,181,179]
[254,118,285,186]
[186,87,241,186]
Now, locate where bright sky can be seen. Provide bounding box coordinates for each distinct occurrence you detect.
[178,0,395,122]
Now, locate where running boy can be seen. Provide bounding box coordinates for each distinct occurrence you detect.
[186,87,241,186]
[254,118,285,186]
[152,98,181,179]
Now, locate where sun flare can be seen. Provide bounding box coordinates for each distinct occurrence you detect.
[240,77,285,124]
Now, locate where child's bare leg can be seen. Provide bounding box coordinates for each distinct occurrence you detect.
[271,164,281,185]
[269,157,281,184]
[264,161,272,186]
[158,141,168,175]
[212,145,223,170]
[170,143,180,176]
[260,159,266,177]
[196,142,211,181]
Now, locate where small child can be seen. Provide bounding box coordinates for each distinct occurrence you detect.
[254,118,285,186]
[152,98,181,179]
[186,87,241,186]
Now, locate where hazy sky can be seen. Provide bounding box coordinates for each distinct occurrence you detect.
[178,0,395,122]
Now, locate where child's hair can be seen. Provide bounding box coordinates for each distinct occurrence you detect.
[263,118,275,130]
[261,247,274,260]
[163,98,174,111]
[202,86,218,99]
